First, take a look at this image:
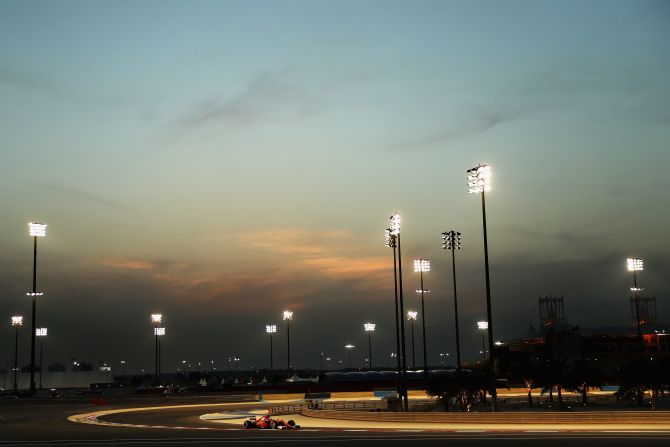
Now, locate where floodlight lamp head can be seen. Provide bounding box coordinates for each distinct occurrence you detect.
[28,222,47,237]
[477,321,489,330]
[345,344,355,349]
[283,311,293,321]
[36,327,47,336]
[414,259,431,272]
[384,229,396,248]
[627,258,643,271]
[266,324,277,334]
[467,164,491,194]
[154,327,165,336]
[407,311,418,321]
[389,213,401,235]
[364,323,376,332]
[11,316,23,326]
[151,313,162,324]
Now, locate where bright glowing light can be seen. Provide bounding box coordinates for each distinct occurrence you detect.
[477,321,489,330]
[415,289,430,293]
[151,313,162,324]
[364,323,376,332]
[414,259,430,272]
[389,213,401,235]
[494,341,503,346]
[154,327,166,336]
[36,327,47,336]
[26,292,44,297]
[266,324,277,334]
[283,310,293,321]
[627,258,644,271]
[345,344,355,349]
[11,316,23,326]
[407,311,418,321]
[28,222,47,237]
[467,164,491,194]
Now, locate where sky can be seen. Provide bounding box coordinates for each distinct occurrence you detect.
[1,0,669,374]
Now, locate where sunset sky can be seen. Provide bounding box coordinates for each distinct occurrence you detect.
[1,0,669,373]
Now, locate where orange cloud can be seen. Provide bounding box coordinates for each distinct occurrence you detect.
[100,258,157,270]
[235,229,353,256]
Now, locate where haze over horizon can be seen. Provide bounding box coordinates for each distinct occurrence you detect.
[1,0,669,373]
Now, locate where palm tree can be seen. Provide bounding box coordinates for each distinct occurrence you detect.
[426,369,490,412]
[564,358,603,405]
[616,358,669,411]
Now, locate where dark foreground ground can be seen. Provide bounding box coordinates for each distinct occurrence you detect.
[1,394,669,447]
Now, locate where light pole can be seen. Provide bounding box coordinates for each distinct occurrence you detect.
[388,212,409,411]
[467,163,497,411]
[36,328,47,389]
[414,259,431,379]
[407,311,417,369]
[627,258,644,339]
[364,323,375,370]
[28,222,46,394]
[266,324,276,371]
[283,311,293,378]
[12,316,23,392]
[151,313,162,384]
[344,344,355,369]
[442,230,462,370]
[477,321,488,362]
[385,226,404,408]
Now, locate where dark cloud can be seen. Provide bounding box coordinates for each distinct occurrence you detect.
[175,71,321,133]
[0,68,126,107]
[36,184,125,209]
[387,107,526,152]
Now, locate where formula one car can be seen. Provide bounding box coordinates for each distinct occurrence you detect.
[243,415,300,429]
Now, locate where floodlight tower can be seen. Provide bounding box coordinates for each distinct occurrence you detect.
[385,226,404,407]
[477,321,488,362]
[283,311,293,378]
[266,324,276,371]
[151,313,162,383]
[344,344,355,369]
[27,222,46,394]
[442,230,462,370]
[627,258,644,338]
[407,311,418,369]
[12,316,23,392]
[414,259,431,379]
[364,323,375,369]
[388,212,408,411]
[36,328,47,389]
[467,163,497,411]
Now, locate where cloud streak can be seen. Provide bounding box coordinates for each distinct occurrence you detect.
[387,107,525,151]
[37,183,125,209]
[174,70,321,134]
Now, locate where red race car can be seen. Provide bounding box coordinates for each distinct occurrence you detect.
[243,415,300,429]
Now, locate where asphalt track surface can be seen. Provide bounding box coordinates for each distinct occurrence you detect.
[2,397,670,447]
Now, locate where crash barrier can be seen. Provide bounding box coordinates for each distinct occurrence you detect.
[305,392,331,399]
[271,400,387,414]
[298,409,670,425]
[270,399,440,415]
